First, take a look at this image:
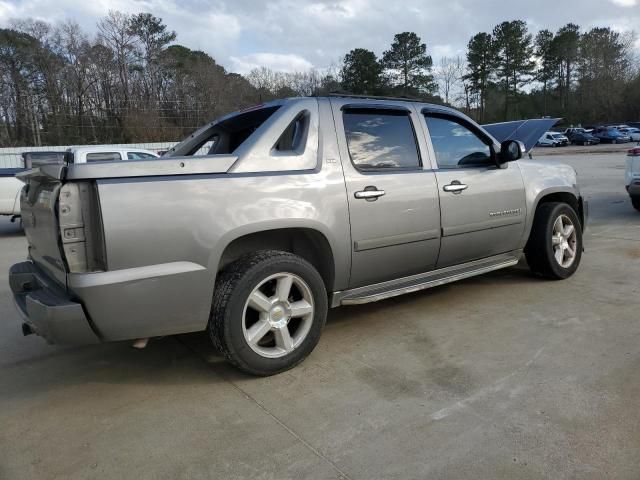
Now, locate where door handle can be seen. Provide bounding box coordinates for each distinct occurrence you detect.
[354,187,385,201]
[443,181,468,194]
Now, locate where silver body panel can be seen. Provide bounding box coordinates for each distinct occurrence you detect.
[10,97,586,344]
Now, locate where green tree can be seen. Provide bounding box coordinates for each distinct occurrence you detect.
[492,20,535,119]
[464,32,496,122]
[382,32,436,95]
[535,29,556,116]
[128,13,176,101]
[551,24,580,111]
[340,48,382,94]
[577,27,632,122]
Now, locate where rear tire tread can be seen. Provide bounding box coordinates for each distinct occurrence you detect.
[209,250,327,376]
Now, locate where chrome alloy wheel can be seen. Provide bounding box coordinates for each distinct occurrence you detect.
[551,214,578,268]
[242,273,314,358]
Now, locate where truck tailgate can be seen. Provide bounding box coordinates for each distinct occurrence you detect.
[18,165,68,287]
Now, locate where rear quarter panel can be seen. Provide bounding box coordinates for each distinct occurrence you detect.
[72,99,351,340]
[85,169,350,339]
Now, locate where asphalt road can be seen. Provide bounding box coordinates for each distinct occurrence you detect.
[1,153,639,480]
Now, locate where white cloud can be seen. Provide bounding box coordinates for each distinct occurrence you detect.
[229,53,313,74]
[610,0,637,6]
[3,0,640,74]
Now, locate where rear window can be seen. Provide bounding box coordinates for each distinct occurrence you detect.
[182,106,280,157]
[86,152,122,162]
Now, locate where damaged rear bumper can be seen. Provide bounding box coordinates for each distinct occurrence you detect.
[9,261,100,345]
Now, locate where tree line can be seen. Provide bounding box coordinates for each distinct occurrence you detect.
[0,12,638,147]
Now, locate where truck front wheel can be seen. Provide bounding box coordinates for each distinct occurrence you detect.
[209,250,327,376]
[632,197,640,212]
[525,202,583,279]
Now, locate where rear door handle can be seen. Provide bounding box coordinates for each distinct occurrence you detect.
[443,181,468,194]
[354,187,385,201]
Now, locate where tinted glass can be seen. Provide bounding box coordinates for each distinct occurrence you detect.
[127,152,157,160]
[86,152,121,162]
[275,112,308,152]
[425,116,491,168]
[343,110,421,170]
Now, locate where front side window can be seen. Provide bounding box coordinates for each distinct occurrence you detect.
[86,152,122,162]
[424,115,492,168]
[343,109,421,171]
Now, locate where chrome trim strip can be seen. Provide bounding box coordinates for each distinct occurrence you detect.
[353,229,440,252]
[331,252,521,307]
[442,218,523,237]
[65,155,238,180]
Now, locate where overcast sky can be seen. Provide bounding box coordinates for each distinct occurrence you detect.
[1,0,639,74]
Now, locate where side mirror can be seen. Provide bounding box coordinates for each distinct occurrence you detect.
[498,140,525,165]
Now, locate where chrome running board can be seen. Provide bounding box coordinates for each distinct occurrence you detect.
[331,251,522,307]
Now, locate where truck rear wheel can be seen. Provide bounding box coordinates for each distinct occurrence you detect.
[209,250,327,376]
[525,202,583,280]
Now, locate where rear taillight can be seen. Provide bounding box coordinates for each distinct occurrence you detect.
[58,182,107,272]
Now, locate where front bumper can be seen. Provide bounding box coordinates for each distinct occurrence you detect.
[9,261,100,345]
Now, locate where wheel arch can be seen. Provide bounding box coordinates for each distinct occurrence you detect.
[216,227,337,293]
[523,188,585,249]
[534,191,585,229]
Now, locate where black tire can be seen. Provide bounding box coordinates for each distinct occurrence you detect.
[209,250,327,376]
[525,202,583,280]
[632,197,640,212]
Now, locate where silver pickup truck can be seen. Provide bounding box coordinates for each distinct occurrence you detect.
[9,95,587,375]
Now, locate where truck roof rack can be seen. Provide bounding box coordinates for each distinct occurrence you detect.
[325,92,431,104]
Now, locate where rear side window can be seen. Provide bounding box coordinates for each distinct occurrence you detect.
[424,115,492,169]
[343,109,421,171]
[86,152,122,162]
[127,152,157,160]
[275,111,309,153]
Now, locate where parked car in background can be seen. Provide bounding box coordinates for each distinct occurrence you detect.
[0,169,24,220]
[593,127,631,144]
[565,128,601,146]
[626,147,640,211]
[9,95,587,376]
[538,132,561,147]
[618,127,640,142]
[551,132,570,146]
[67,146,159,163]
[1,147,158,220]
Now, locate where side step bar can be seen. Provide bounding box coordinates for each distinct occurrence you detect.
[331,252,521,307]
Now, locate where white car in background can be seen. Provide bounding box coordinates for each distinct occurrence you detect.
[618,127,640,142]
[538,132,568,147]
[67,146,160,163]
[0,146,159,220]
